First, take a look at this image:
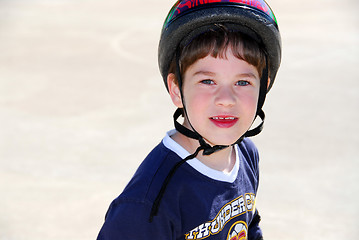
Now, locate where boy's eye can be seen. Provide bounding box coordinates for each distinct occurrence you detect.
[200,79,215,85]
[236,80,250,86]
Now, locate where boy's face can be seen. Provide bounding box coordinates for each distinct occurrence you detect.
[168,49,260,146]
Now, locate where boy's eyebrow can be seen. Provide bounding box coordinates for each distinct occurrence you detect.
[236,73,259,79]
[192,70,216,77]
[193,71,258,79]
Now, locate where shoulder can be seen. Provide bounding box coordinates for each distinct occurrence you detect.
[237,138,260,177]
[117,141,182,204]
[98,142,185,238]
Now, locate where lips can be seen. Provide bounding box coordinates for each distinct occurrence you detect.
[210,115,238,128]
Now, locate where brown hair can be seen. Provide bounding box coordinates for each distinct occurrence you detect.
[169,25,266,84]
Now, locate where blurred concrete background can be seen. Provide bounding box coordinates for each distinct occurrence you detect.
[0,0,358,239]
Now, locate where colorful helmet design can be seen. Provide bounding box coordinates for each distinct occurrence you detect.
[158,0,282,91]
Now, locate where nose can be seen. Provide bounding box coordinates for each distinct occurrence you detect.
[214,86,236,107]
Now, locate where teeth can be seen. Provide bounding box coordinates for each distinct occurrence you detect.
[212,117,235,120]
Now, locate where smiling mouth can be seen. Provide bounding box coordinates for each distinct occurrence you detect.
[210,116,238,128]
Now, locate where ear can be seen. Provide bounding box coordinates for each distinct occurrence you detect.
[267,77,271,90]
[167,73,183,108]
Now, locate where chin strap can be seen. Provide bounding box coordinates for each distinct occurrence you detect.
[244,108,265,138]
[149,142,204,223]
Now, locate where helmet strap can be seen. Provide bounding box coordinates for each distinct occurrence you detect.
[256,56,269,114]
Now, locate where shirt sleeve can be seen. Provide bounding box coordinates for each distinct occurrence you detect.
[97,198,174,240]
[247,209,264,240]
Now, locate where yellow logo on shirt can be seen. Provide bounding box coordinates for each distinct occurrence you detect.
[227,221,248,240]
[185,194,255,240]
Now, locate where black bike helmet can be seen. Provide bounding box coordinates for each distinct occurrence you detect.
[159,0,281,92]
[150,0,282,221]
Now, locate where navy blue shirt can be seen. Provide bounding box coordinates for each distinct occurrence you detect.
[97,131,263,239]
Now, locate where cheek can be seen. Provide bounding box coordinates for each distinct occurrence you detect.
[246,96,259,118]
[182,92,211,126]
[237,91,259,115]
[248,92,259,107]
[185,91,211,110]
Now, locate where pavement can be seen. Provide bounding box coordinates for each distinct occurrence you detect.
[0,0,358,239]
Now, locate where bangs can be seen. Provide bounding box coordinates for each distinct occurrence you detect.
[170,25,266,81]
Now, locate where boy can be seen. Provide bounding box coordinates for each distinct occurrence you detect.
[97,0,281,239]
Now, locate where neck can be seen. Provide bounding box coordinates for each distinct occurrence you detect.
[171,131,236,173]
